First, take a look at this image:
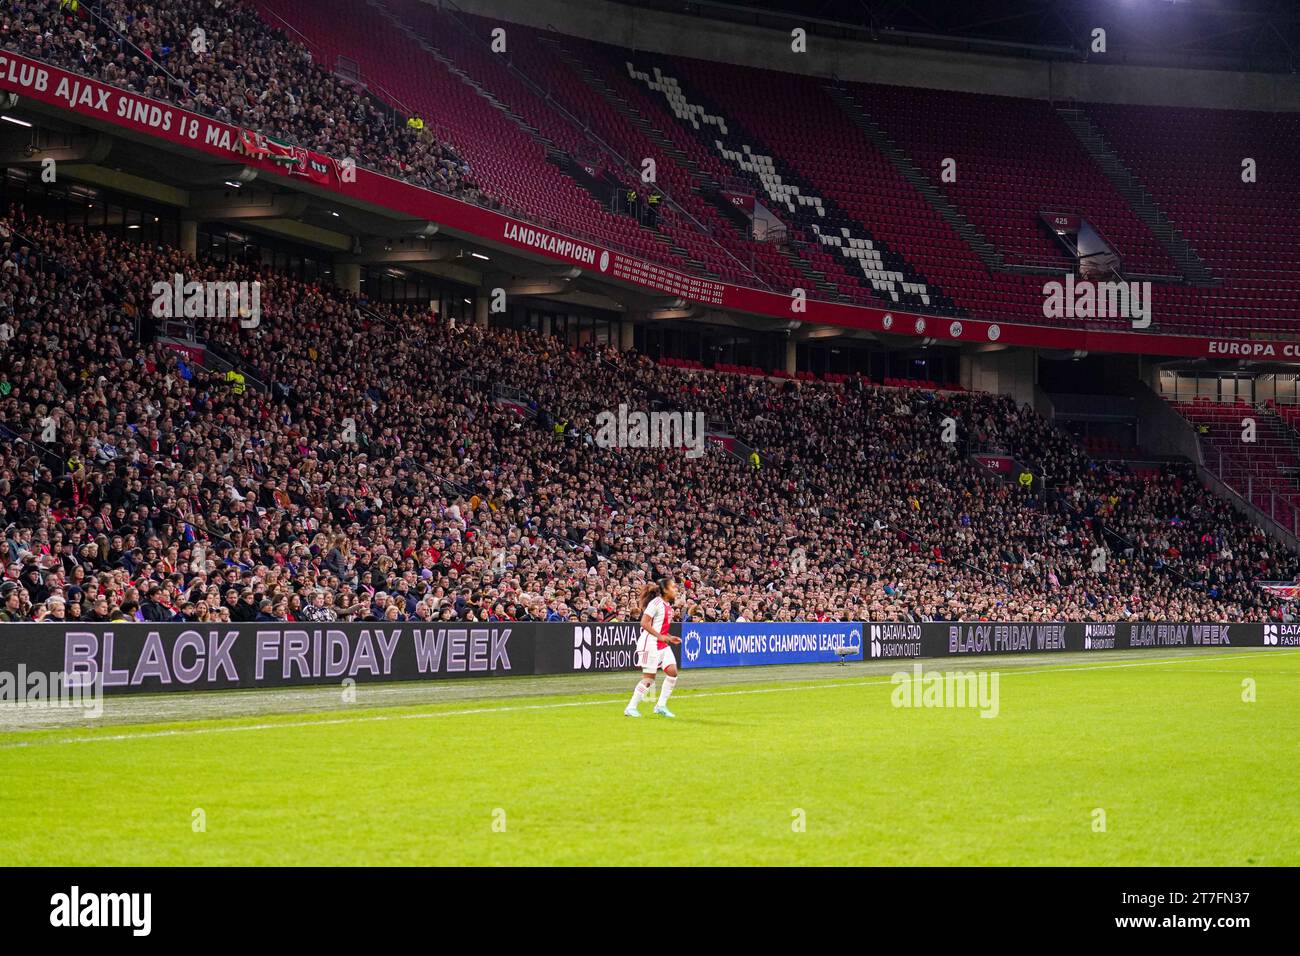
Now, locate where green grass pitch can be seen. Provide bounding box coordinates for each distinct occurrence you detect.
[1,647,1296,866]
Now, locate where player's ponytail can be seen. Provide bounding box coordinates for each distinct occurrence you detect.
[640,576,676,613]
[638,582,661,614]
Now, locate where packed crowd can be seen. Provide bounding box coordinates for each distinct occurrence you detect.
[629,363,1298,621]
[1,0,484,203]
[0,207,1296,624]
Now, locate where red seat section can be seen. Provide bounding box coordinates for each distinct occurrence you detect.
[862,85,1176,277]
[262,0,701,278]
[1173,396,1300,527]
[239,1,1300,336]
[1088,103,1300,334]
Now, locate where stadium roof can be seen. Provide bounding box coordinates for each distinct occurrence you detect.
[617,0,1300,73]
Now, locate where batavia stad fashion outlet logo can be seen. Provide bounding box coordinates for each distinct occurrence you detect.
[870,624,922,659]
[571,624,639,670]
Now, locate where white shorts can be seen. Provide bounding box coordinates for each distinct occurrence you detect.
[637,636,676,674]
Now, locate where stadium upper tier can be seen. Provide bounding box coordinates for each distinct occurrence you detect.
[5,0,1296,336]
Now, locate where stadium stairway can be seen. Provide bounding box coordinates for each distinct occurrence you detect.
[780,244,842,298]
[823,84,1005,274]
[1173,397,1300,530]
[1056,107,1218,285]
[521,26,815,290]
[537,35,720,193]
[391,0,787,287]
[536,31,823,291]
[541,35,845,295]
[1268,401,1300,445]
[275,10,706,298]
[1084,102,1300,332]
[625,56,955,312]
[366,0,559,152]
[275,0,708,279]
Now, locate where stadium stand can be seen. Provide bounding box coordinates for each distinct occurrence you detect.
[1087,102,1300,333]
[10,0,1300,335]
[852,84,1177,277]
[1173,396,1300,526]
[1,203,1294,625]
[0,0,1297,626]
[257,0,769,284]
[8,0,483,202]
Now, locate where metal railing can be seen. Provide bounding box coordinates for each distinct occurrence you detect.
[201,342,269,394]
[78,0,187,94]
[1206,465,1300,539]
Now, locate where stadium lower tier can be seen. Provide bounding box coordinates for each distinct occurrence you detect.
[0,209,1296,626]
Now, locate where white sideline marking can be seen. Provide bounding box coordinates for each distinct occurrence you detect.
[0,650,1290,750]
[1142,669,1300,677]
